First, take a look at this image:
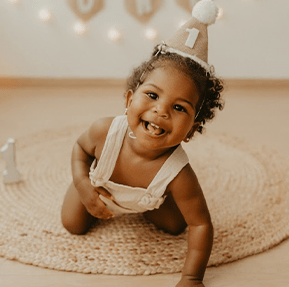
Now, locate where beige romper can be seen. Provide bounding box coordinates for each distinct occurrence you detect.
[89,115,189,217]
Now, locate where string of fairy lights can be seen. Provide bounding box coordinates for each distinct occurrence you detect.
[8,0,225,41]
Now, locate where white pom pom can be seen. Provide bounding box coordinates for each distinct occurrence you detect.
[192,0,219,25]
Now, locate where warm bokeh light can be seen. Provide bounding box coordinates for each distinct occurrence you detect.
[108,28,121,41]
[38,9,52,21]
[74,21,86,35]
[145,28,158,40]
[217,7,224,20]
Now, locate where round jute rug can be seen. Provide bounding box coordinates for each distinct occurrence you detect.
[0,125,289,275]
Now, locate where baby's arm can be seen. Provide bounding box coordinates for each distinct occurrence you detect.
[71,117,115,219]
[170,165,213,287]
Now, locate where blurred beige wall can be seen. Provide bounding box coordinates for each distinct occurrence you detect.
[0,0,288,79]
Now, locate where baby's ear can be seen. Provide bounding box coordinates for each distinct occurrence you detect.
[125,89,134,108]
[183,122,200,142]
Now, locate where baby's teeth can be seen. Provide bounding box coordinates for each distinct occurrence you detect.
[150,122,159,129]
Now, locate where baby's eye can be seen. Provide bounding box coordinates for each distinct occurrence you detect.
[146,92,158,100]
[173,105,187,112]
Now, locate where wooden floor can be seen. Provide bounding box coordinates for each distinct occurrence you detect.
[0,83,289,287]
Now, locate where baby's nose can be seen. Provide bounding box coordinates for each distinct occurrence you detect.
[153,104,169,118]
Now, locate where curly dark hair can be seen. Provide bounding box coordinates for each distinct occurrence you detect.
[126,45,224,134]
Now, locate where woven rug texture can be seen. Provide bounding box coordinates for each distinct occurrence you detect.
[0,125,289,275]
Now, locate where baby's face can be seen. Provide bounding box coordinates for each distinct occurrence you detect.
[126,65,200,151]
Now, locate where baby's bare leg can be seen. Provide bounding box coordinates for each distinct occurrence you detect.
[61,182,95,234]
[143,193,187,235]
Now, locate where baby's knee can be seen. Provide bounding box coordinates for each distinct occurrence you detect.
[61,183,94,235]
[62,220,89,235]
[61,212,89,235]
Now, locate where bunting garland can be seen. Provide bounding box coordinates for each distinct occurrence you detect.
[175,0,199,13]
[123,0,162,23]
[66,0,105,22]
[8,0,224,38]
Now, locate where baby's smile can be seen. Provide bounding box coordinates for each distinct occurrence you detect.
[143,120,165,136]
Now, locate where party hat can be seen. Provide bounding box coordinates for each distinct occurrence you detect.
[161,0,219,71]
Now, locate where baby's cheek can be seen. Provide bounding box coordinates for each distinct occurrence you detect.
[131,99,149,113]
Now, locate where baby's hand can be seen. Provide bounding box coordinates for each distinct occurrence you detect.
[90,186,115,219]
[76,179,114,219]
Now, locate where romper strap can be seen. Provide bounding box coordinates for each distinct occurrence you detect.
[147,145,189,197]
[90,115,128,187]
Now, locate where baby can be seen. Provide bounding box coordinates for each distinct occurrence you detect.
[61,1,224,286]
